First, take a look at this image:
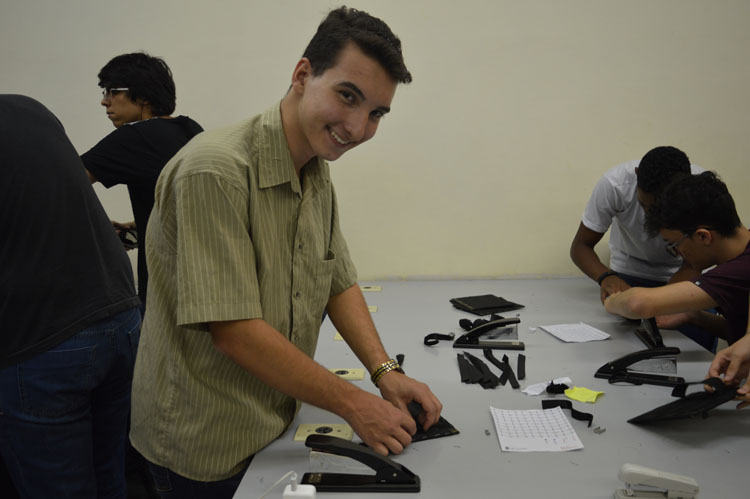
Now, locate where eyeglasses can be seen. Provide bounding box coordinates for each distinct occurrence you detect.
[665,233,691,257]
[101,87,129,98]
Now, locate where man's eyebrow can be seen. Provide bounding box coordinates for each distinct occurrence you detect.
[337,81,391,114]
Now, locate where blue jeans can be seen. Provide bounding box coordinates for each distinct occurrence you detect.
[616,272,717,352]
[0,307,141,499]
[146,460,250,499]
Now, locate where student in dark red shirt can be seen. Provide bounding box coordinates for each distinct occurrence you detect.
[604,171,750,345]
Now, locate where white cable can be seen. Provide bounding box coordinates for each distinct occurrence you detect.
[255,470,296,499]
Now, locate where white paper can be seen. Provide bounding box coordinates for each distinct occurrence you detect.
[490,406,584,452]
[522,377,572,396]
[538,322,610,342]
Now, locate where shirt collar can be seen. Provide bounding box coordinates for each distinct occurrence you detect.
[256,102,328,197]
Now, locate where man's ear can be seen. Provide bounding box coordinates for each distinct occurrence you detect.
[290,58,313,95]
[694,228,714,246]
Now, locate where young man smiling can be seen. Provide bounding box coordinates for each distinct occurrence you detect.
[129,8,442,498]
[604,172,750,345]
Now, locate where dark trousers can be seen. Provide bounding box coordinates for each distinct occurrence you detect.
[145,459,251,499]
[0,307,141,498]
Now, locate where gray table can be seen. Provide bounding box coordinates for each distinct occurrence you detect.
[234,278,749,498]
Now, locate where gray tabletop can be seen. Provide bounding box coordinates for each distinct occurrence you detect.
[234,278,749,498]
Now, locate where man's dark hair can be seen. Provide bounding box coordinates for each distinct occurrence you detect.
[98,52,176,116]
[645,171,741,237]
[635,146,691,196]
[302,6,412,84]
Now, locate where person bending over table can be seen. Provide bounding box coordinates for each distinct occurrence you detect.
[604,172,750,348]
[570,146,714,349]
[129,7,442,499]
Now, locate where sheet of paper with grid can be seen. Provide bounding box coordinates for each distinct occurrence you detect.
[490,406,584,452]
[538,322,610,342]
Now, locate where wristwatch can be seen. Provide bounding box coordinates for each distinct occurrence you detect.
[596,270,618,285]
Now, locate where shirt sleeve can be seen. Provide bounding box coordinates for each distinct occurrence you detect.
[581,174,623,234]
[81,125,154,187]
[328,184,357,296]
[173,171,264,326]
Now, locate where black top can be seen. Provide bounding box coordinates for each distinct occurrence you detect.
[81,115,203,303]
[0,94,140,369]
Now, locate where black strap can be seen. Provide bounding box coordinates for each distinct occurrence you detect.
[457,353,482,383]
[463,351,500,389]
[502,354,520,389]
[424,332,455,346]
[542,400,593,427]
[671,377,730,397]
[517,354,526,380]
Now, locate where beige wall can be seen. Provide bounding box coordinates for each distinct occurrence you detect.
[2,0,748,280]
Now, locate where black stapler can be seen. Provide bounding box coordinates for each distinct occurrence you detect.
[300,434,420,493]
[635,317,665,349]
[452,317,524,351]
[594,347,685,387]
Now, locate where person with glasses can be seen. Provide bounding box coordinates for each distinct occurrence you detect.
[81,52,203,311]
[569,146,715,349]
[605,171,750,346]
[129,7,442,498]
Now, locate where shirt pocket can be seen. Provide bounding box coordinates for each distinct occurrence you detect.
[308,250,337,315]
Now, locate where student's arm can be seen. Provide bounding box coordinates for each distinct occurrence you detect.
[326,283,442,428]
[570,222,630,302]
[209,317,421,456]
[604,281,728,335]
[86,169,97,183]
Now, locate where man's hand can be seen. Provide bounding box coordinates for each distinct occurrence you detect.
[112,220,136,231]
[377,371,443,431]
[599,274,631,304]
[708,335,750,409]
[340,388,417,456]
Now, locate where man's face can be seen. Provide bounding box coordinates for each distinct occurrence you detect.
[295,43,397,162]
[660,228,711,269]
[101,89,143,128]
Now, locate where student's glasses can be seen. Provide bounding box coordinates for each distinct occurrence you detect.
[101,87,129,99]
[665,233,691,257]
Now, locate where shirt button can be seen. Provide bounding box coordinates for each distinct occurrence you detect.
[295,292,301,298]
[298,243,303,250]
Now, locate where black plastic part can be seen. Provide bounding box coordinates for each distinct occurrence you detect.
[594,347,685,387]
[453,318,525,351]
[517,354,526,380]
[301,435,420,492]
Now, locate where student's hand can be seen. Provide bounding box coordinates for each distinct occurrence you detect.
[377,371,443,432]
[708,335,750,409]
[112,220,136,231]
[600,275,631,304]
[656,312,694,330]
[341,389,417,456]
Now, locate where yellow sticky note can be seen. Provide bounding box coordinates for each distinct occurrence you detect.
[564,386,603,403]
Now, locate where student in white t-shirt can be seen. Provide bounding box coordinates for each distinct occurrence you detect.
[570,146,713,349]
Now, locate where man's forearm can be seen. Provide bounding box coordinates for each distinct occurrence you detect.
[570,241,609,281]
[326,283,391,374]
[210,318,360,416]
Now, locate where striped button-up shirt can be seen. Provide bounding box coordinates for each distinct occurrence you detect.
[130,103,357,480]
